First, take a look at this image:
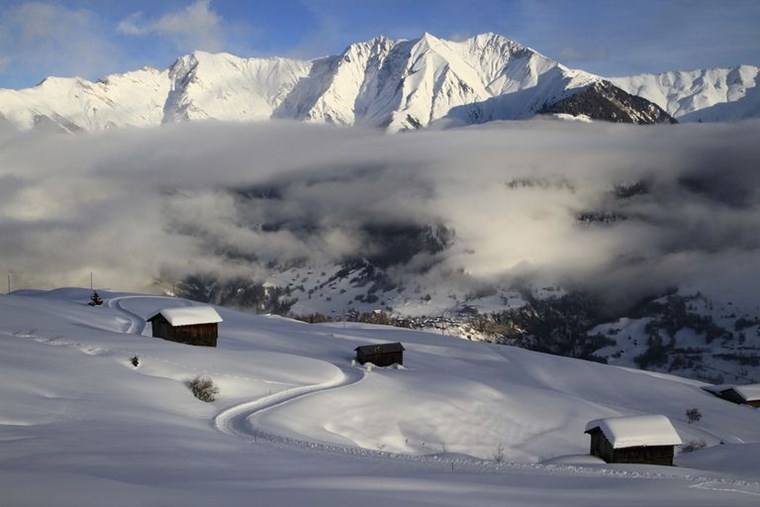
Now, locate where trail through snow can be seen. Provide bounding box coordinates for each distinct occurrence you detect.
[212,364,760,493]
[4,289,760,505]
[214,363,365,442]
[107,295,187,335]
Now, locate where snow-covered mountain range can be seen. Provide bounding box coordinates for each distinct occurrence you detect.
[17,32,760,132]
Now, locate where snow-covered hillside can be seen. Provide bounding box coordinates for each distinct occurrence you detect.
[0,32,680,132]
[164,52,311,124]
[1,288,759,506]
[611,65,760,122]
[243,262,760,386]
[0,67,170,132]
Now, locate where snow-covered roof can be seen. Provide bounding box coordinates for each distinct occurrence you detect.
[703,383,760,401]
[725,384,760,402]
[701,384,731,395]
[148,306,223,327]
[584,415,682,449]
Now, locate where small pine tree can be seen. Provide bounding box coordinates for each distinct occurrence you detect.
[88,291,103,306]
[130,355,139,367]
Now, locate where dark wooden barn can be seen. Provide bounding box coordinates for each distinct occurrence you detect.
[584,415,682,466]
[147,306,223,347]
[354,342,404,367]
[704,384,760,408]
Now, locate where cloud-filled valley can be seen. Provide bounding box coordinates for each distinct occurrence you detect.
[1,119,759,314]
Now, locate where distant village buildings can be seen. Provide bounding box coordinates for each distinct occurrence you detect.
[585,414,682,466]
[354,342,404,367]
[147,306,222,347]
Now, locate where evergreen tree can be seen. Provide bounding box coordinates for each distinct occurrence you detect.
[88,291,103,306]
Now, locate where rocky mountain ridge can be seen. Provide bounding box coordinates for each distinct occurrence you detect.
[0,32,733,132]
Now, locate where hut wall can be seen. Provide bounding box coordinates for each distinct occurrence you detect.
[173,323,218,347]
[150,315,218,347]
[588,430,614,463]
[718,389,747,405]
[719,389,760,407]
[150,315,174,341]
[588,429,674,465]
[356,351,403,367]
[612,445,675,466]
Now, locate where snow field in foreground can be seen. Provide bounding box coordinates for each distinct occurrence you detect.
[1,288,759,506]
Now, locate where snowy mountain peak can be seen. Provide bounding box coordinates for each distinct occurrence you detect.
[420,31,439,42]
[460,32,532,59]
[96,66,163,86]
[34,75,83,88]
[0,32,749,132]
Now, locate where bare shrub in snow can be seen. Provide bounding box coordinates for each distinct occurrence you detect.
[686,407,702,424]
[185,376,219,402]
[680,439,707,453]
[130,355,139,367]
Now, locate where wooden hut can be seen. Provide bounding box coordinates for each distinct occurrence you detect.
[147,306,222,347]
[354,342,404,367]
[584,415,682,466]
[703,384,760,408]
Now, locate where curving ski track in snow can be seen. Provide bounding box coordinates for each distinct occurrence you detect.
[107,295,189,335]
[214,363,365,441]
[213,365,760,494]
[102,295,760,495]
[4,295,760,496]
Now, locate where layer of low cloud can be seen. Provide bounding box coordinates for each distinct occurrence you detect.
[1,120,759,311]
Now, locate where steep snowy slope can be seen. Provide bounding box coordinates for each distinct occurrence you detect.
[279,32,604,130]
[0,67,169,131]
[372,33,500,130]
[163,51,311,124]
[274,36,399,126]
[0,33,677,132]
[610,65,760,121]
[1,288,759,506]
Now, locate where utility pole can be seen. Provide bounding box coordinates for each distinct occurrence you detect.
[90,272,93,290]
[7,273,10,294]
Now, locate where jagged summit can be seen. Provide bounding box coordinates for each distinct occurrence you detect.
[0,32,752,132]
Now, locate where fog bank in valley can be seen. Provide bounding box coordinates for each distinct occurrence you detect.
[1,119,759,310]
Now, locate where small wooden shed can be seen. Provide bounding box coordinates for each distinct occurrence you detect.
[704,384,760,408]
[584,415,682,466]
[354,342,404,367]
[147,306,223,347]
